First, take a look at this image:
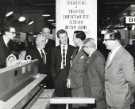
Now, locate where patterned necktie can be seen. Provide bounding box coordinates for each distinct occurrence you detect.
[63,46,66,67]
[41,49,46,64]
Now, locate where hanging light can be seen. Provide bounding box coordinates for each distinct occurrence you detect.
[5,11,14,17]
[48,19,54,22]
[28,21,34,25]
[18,16,26,22]
[42,14,50,17]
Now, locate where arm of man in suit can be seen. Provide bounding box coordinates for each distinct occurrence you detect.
[124,55,135,89]
[95,54,105,84]
[50,47,57,79]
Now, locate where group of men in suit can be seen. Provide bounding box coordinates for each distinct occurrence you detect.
[52,29,135,109]
[51,30,106,109]
[0,25,135,109]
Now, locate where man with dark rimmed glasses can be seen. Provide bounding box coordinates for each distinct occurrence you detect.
[0,25,16,68]
[103,29,135,109]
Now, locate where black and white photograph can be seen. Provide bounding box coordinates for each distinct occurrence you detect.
[0,0,135,109]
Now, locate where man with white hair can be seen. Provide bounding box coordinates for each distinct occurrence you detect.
[82,38,106,109]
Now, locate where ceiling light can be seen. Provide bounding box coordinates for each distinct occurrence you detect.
[18,16,26,22]
[5,11,14,17]
[48,19,54,22]
[42,14,50,17]
[28,21,34,25]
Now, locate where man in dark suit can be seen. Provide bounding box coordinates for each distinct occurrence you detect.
[67,31,88,109]
[82,38,106,109]
[51,29,75,97]
[27,34,53,88]
[0,25,16,68]
[41,27,55,88]
[41,27,55,48]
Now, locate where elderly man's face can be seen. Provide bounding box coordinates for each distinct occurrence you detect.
[83,42,95,55]
[42,28,50,38]
[36,36,46,48]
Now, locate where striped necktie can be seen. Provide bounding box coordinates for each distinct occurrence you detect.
[63,46,66,67]
[41,49,46,64]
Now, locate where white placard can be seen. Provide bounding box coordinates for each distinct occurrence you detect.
[56,0,97,46]
[125,16,135,24]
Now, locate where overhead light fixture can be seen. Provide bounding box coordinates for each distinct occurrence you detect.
[28,21,34,25]
[42,14,50,17]
[18,16,26,22]
[5,11,14,17]
[48,19,54,22]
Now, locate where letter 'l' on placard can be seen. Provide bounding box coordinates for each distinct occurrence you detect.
[56,0,97,46]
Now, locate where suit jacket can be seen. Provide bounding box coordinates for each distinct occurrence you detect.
[27,46,51,74]
[105,46,135,108]
[51,45,75,79]
[83,50,105,102]
[0,36,11,68]
[68,48,88,89]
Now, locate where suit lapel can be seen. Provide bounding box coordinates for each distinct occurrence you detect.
[57,46,62,62]
[87,51,97,64]
[105,47,123,70]
[35,48,42,59]
[71,47,78,60]
[66,45,70,60]
[73,48,84,63]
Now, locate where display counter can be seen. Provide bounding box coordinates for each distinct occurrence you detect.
[0,59,47,109]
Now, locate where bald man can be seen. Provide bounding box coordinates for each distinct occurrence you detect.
[82,38,106,109]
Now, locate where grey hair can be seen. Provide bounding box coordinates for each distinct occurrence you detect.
[83,38,96,49]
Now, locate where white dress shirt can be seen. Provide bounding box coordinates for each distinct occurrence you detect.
[106,45,121,67]
[37,48,46,64]
[61,44,68,69]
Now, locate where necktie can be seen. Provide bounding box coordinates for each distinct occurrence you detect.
[41,49,46,64]
[106,51,112,68]
[63,46,66,67]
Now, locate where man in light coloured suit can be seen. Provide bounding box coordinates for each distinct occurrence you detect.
[103,29,135,109]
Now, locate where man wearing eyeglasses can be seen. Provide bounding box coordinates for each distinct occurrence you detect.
[103,30,135,109]
[0,25,16,68]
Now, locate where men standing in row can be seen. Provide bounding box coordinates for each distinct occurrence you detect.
[51,29,75,97]
[103,30,135,109]
[82,38,106,109]
[0,25,16,68]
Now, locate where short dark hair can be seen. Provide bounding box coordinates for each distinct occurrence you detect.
[57,29,68,38]
[74,31,86,41]
[106,30,121,41]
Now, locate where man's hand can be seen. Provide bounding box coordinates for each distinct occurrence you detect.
[67,78,71,88]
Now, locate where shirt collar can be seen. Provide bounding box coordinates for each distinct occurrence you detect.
[111,45,121,53]
[61,44,68,48]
